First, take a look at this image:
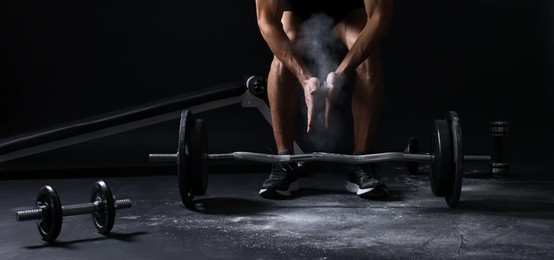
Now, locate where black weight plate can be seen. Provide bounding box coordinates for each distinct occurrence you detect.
[91,180,115,234]
[190,119,209,196]
[430,120,453,197]
[445,111,463,208]
[405,137,420,175]
[36,185,63,242]
[178,110,194,208]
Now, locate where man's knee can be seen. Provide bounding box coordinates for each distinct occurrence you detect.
[270,57,295,81]
[355,58,380,83]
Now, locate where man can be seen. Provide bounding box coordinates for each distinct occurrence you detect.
[255,0,393,199]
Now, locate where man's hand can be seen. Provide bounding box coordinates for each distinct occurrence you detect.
[324,72,345,128]
[301,77,321,133]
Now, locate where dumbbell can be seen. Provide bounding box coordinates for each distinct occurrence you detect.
[149,110,465,208]
[405,121,509,177]
[489,121,509,176]
[15,180,132,242]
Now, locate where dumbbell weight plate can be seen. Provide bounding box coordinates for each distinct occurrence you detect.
[36,186,63,242]
[445,111,463,208]
[189,119,209,196]
[91,180,115,234]
[430,120,452,197]
[405,137,420,175]
[489,121,510,136]
[178,110,194,208]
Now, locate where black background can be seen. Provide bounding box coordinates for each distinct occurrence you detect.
[1,1,553,176]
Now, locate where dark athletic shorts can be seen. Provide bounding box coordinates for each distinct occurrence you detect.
[284,0,365,24]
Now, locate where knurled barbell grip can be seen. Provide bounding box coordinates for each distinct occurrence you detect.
[149,153,178,162]
[15,199,133,221]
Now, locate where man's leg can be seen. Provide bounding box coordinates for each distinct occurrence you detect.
[334,9,388,198]
[268,11,303,154]
[260,12,304,199]
[334,9,384,154]
[351,51,384,154]
[268,57,299,154]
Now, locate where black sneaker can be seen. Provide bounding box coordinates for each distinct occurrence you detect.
[345,164,389,199]
[259,162,299,199]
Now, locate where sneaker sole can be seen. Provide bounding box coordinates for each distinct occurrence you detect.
[259,181,299,198]
[346,182,389,198]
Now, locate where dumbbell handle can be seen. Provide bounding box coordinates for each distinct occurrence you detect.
[16,199,133,221]
[149,153,179,162]
[150,152,434,164]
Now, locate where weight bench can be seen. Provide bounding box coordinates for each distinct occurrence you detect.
[0,76,300,165]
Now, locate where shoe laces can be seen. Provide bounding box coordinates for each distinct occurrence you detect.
[351,164,376,180]
[269,163,294,180]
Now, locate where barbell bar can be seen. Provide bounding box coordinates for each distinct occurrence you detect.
[150,152,434,164]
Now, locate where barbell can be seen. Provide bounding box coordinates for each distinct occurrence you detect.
[149,110,466,208]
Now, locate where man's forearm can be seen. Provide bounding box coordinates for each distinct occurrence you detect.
[336,0,393,76]
[258,22,312,83]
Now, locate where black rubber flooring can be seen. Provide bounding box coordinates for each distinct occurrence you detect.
[2,164,554,259]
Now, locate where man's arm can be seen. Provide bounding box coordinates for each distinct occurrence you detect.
[335,0,393,76]
[255,0,312,82]
[255,0,320,133]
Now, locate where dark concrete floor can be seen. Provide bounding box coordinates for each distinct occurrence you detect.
[2,164,554,259]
